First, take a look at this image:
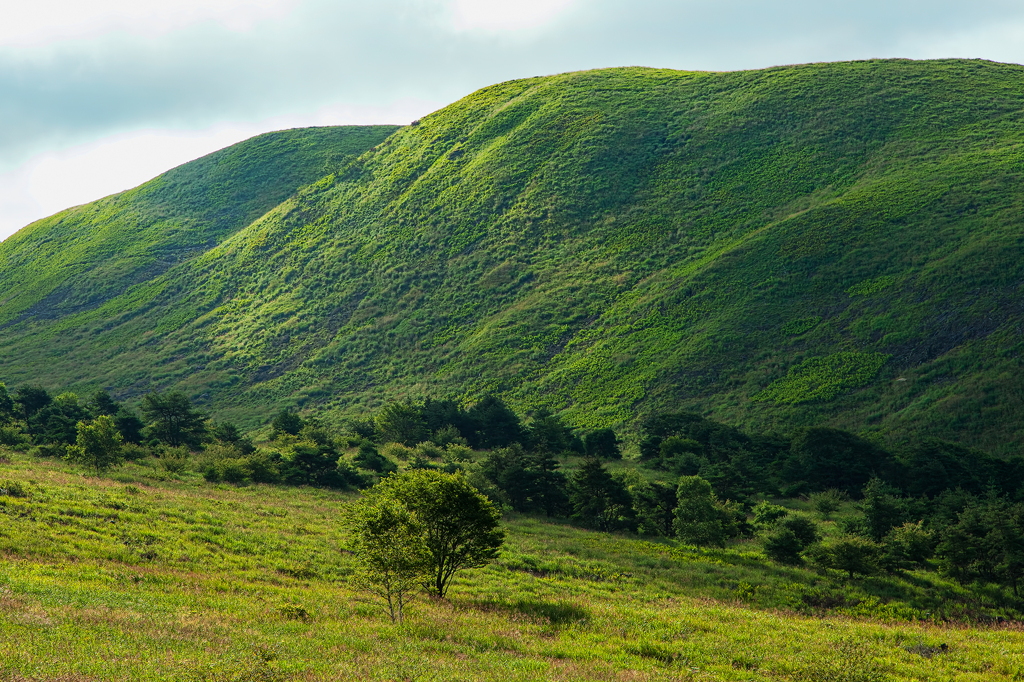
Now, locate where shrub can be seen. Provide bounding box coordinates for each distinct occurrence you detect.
[765,527,804,565]
[414,441,445,460]
[673,475,737,547]
[810,536,880,580]
[781,516,820,547]
[809,488,847,518]
[380,442,413,461]
[753,501,789,527]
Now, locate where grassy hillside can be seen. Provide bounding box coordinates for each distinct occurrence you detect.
[1,452,1022,680]
[3,59,1024,452]
[0,125,398,326]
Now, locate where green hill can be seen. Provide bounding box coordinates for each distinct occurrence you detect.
[3,59,1024,452]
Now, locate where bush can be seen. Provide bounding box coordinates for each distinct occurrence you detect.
[353,441,398,474]
[380,442,412,461]
[158,447,191,474]
[765,527,804,564]
[781,516,820,547]
[673,475,737,547]
[809,488,847,518]
[0,426,28,448]
[414,441,445,460]
[431,425,467,448]
[753,501,789,527]
[271,410,304,437]
[881,521,933,571]
[810,536,880,580]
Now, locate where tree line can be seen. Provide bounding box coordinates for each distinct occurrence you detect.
[3,380,1024,601]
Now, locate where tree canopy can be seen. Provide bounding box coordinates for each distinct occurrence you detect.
[364,470,504,598]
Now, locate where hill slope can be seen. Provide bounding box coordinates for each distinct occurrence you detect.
[0,125,399,326]
[3,59,1024,451]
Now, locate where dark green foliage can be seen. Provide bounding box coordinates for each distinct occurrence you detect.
[935,498,1024,594]
[784,428,892,496]
[631,481,677,537]
[780,516,820,548]
[89,391,119,417]
[811,536,881,580]
[753,501,788,528]
[467,396,525,449]
[527,408,577,454]
[14,386,51,421]
[271,410,304,437]
[568,457,634,532]
[672,475,737,547]
[113,409,145,445]
[860,478,914,541]
[764,527,804,565]
[364,469,505,598]
[211,421,242,443]
[420,399,474,441]
[0,383,13,424]
[480,443,567,515]
[809,488,846,518]
[31,393,90,445]
[352,440,397,475]
[140,392,208,449]
[583,428,621,460]
[375,402,428,446]
[880,521,934,572]
[895,439,1019,498]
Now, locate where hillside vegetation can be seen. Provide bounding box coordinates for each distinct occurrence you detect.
[1,452,1022,681]
[3,59,1024,452]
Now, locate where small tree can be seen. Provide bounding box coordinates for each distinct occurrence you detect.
[348,497,430,624]
[140,392,207,448]
[66,415,123,475]
[673,475,736,547]
[584,428,621,459]
[568,457,634,532]
[810,536,880,580]
[271,410,304,437]
[764,527,804,565]
[753,501,789,528]
[375,402,428,446]
[365,470,504,598]
[0,383,14,425]
[809,488,846,519]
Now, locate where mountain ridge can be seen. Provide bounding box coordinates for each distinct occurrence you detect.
[2,59,1024,452]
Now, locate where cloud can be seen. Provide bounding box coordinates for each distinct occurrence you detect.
[2,0,1024,240]
[447,0,577,33]
[0,0,300,48]
[0,97,439,241]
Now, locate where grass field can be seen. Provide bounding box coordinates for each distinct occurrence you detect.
[1,450,1022,681]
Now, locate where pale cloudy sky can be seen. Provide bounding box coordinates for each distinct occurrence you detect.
[2,0,1023,241]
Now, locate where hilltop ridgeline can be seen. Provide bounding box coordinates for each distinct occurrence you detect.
[2,59,1024,452]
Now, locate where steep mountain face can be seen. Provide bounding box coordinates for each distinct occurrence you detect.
[2,59,1024,452]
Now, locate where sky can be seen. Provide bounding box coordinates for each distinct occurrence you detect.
[2,0,1023,241]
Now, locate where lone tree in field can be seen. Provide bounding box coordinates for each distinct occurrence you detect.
[66,415,123,475]
[362,470,504,598]
[348,497,430,624]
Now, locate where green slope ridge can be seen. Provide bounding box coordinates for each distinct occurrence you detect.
[3,59,1024,451]
[0,125,399,325]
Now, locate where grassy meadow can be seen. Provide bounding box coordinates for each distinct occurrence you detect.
[1,450,1022,681]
